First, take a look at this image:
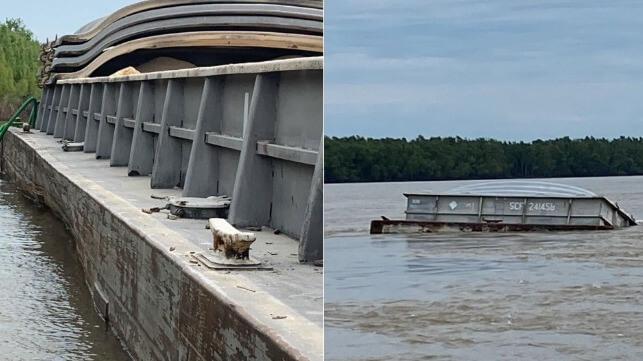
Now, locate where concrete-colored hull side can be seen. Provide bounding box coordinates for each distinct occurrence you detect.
[1,131,320,360]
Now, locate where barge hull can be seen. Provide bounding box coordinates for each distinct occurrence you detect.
[404,193,636,229]
[1,129,321,360]
[370,220,614,234]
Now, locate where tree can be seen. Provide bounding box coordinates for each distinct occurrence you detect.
[0,18,41,120]
[324,136,643,183]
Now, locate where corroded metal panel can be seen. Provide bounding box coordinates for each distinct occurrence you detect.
[405,193,636,228]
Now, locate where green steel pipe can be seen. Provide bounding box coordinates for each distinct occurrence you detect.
[0,96,39,141]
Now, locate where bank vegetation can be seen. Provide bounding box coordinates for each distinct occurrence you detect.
[325,136,643,183]
[0,18,41,121]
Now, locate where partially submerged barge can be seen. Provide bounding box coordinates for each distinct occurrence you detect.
[371,181,638,234]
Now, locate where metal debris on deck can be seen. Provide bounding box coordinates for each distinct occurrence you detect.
[141,195,231,219]
[62,140,84,152]
[371,181,638,234]
[167,196,230,219]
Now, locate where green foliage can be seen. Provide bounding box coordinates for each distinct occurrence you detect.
[0,18,41,120]
[324,136,643,183]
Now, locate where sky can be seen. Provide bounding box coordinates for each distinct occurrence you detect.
[325,0,643,141]
[2,1,134,42]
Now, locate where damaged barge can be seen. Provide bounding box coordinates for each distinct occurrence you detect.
[371,181,638,234]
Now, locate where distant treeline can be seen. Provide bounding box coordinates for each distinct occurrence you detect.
[0,18,41,120]
[324,136,643,183]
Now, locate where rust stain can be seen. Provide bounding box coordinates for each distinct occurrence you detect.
[370,219,614,234]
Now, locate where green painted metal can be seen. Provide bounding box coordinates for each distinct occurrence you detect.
[0,96,38,141]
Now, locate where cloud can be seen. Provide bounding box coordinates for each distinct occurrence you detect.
[325,0,643,140]
[325,83,444,108]
[326,52,450,72]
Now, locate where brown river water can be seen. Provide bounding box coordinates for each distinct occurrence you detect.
[0,177,131,360]
[325,176,643,360]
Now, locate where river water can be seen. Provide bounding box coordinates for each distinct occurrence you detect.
[0,177,131,360]
[325,176,643,360]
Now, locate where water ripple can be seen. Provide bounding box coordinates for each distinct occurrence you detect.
[0,178,130,360]
[325,177,643,360]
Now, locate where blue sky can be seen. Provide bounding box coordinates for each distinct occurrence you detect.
[325,0,643,140]
[3,1,133,42]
